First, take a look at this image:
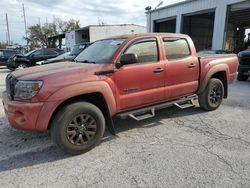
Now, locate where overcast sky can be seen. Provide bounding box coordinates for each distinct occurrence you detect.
[0,0,182,45]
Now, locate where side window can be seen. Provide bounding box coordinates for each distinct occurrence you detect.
[32,50,43,56]
[44,49,57,56]
[124,38,158,63]
[163,38,190,60]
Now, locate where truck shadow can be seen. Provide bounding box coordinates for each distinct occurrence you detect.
[0,106,205,172]
[102,106,206,142]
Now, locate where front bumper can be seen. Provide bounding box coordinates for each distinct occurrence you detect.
[238,64,250,75]
[2,91,44,131]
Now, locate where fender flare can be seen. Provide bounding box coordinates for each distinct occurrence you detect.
[47,81,117,115]
[36,81,117,133]
[198,64,229,94]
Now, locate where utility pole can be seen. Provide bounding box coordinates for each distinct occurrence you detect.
[5,13,10,45]
[22,3,28,49]
[6,32,8,44]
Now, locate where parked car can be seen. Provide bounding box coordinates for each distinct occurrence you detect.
[198,49,232,55]
[0,49,21,66]
[2,33,238,155]
[36,43,89,65]
[237,47,250,81]
[6,48,64,70]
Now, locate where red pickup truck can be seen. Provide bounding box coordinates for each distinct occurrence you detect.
[2,33,238,154]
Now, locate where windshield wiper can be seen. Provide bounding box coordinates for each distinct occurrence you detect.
[76,60,96,64]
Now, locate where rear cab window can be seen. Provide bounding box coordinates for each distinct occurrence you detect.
[163,37,191,60]
[123,38,159,64]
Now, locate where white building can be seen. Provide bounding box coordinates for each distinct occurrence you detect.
[146,0,250,52]
[65,24,146,51]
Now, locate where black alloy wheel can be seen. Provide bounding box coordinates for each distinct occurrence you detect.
[66,114,97,146]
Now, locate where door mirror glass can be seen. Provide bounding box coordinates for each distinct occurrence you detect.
[119,53,138,67]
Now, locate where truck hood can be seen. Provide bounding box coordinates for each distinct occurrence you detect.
[12,61,105,81]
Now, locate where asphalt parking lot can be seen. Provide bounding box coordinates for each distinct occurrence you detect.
[0,67,250,188]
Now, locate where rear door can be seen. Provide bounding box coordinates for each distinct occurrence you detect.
[163,37,199,99]
[114,37,165,111]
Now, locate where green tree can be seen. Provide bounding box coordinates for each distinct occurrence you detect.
[25,19,80,48]
[56,18,80,33]
[0,42,7,49]
[25,23,58,48]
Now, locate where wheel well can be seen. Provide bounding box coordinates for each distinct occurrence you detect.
[47,93,112,130]
[17,60,29,66]
[211,71,228,98]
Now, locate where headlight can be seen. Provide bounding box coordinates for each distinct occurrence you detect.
[14,80,43,99]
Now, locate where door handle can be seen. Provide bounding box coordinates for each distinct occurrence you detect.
[154,67,164,73]
[188,63,196,68]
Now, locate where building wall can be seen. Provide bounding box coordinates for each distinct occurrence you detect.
[75,30,89,44]
[65,31,76,52]
[147,0,246,50]
[89,25,146,42]
[65,25,146,51]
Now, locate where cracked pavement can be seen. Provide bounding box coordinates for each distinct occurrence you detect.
[0,68,250,187]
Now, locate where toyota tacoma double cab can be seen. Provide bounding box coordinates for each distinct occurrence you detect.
[2,33,238,155]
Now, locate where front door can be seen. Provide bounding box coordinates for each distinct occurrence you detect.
[114,38,165,111]
[30,49,44,64]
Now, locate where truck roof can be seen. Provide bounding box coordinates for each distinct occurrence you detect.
[105,33,190,40]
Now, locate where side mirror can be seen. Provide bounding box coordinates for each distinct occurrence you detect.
[117,53,138,68]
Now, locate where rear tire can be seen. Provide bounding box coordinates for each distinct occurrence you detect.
[237,73,249,81]
[198,78,224,111]
[51,102,105,155]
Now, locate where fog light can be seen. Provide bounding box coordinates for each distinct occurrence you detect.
[14,111,26,125]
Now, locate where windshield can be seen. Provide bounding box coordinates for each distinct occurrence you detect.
[75,39,125,64]
[24,50,36,56]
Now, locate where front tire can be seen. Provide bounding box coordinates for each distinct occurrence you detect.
[51,102,105,155]
[237,73,249,81]
[16,63,27,70]
[198,78,224,111]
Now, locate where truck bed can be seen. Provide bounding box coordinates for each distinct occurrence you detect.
[198,53,239,88]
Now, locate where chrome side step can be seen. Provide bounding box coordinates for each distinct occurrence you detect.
[117,94,198,121]
[173,97,196,109]
[128,109,155,121]
[174,102,194,109]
